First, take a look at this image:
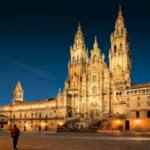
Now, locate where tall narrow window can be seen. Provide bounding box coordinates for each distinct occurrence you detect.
[137,97,140,107]
[114,45,117,53]
[77,55,79,62]
[92,75,97,82]
[136,111,140,118]
[120,43,123,50]
[93,55,97,63]
[127,98,129,108]
[72,57,75,63]
[147,111,150,118]
[39,113,41,118]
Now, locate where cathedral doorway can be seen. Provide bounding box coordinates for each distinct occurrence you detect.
[45,126,47,131]
[125,120,130,130]
[90,110,94,119]
[39,126,41,131]
[68,109,73,117]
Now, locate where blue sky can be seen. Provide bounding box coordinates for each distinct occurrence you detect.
[0,0,150,105]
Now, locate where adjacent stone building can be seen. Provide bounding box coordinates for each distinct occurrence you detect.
[0,7,150,131]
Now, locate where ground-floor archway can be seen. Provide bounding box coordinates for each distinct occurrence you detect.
[39,126,41,131]
[125,120,130,130]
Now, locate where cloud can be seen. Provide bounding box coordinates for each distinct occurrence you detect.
[0,56,55,80]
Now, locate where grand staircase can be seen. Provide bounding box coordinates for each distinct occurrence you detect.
[57,118,106,132]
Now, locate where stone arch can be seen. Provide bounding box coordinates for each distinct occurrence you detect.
[93,55,97,62]
[125,120,130,130]
[120,43,123,50]
[114,45,117,53]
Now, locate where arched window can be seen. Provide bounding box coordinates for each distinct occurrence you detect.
[68,110,73,117]
[92,86,97,95]
[72,57,75,63]
[82,103,86,113]
[39,113,42,118]
[119,27,122,34]
[120,43,123,50]
[77,55,79,62]
[92,75,97,82]
[121,28,123,34]
[93,55,97,63]
[114,45,117,53]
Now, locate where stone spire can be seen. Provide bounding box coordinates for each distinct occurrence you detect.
[90,36,101,61]
[13,81,24,104]
[14,81,23,92]
[77,21,81,31]
[115,5,125,30]
[93,36,100,51]
[73,22,85,49]
[118,5,122,16]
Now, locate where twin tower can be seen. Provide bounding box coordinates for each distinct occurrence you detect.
[66,6,131,118]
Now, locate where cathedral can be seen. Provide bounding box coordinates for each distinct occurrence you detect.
[65,6,131,118]
[0,7,150,131]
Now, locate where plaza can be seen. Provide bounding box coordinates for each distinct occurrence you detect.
[1,132,150,150]
[0,6,150,133]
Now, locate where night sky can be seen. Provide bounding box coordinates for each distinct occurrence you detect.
[0,0,150,105]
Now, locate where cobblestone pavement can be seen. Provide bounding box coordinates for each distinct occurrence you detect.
[1,132,150,150]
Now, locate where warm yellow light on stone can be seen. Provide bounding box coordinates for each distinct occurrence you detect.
[134,119,141,124]
[59,122,63,126]
[41,122,45,126]
[25,123,29,127]
[116,120,121,125]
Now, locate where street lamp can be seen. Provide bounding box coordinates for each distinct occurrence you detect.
[41,122,45,127]
[116,119,121,125]
[25,123,30,129]
[59,122,63,126]
[134,119,141,124]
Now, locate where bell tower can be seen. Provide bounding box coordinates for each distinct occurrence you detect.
[66,22,88,119]
[109,6,132,114]
[12,81,24,104]
[109,6,131,91]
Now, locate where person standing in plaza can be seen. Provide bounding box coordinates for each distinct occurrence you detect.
[11,124,20,149]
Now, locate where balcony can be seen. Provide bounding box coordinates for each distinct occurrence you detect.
[10,116,65,121]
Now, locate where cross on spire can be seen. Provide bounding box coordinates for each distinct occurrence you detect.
[94,36,98,49]
[118,5,122,16]
[77,21,81,31]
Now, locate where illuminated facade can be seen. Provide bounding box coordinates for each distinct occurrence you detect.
[0,7,150,131]
[0,81,65,131]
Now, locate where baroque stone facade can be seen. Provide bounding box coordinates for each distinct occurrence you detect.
[0,7,150,131]
[65,7,131,118]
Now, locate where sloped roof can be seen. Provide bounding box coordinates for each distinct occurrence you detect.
[129,83,150,90]
[18,97,55,105]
